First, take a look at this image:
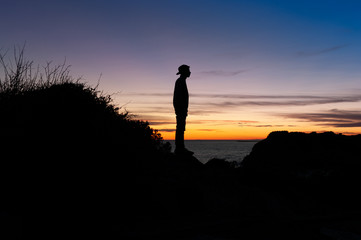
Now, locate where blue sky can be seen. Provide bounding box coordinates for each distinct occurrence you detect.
[1,0,361,139]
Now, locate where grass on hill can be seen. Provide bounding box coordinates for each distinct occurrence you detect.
[0,47,167,161]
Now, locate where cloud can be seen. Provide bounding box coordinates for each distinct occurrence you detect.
[122,92,171,97]
[157,128,217,133]
[340,131,361,135]
[132,108,173,115]
[193,94,361,108]
[197,69,248,77]
[149,121,174,125]
[149,119,255,127]
[191,94,327,99]
[296,44,349,57]
[324,122,361,128]
[281,109,361,128]
[135,114,173,121]
[123,91,361,106]
[189,109,226,115]
[125,92,361,108]
[120,92,361,130]
[158,129,175,132]
[239,122,289,128]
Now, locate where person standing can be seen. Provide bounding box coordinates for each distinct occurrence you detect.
[173,65,193,155]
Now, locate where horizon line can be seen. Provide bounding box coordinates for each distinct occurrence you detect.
[163,139,263,141]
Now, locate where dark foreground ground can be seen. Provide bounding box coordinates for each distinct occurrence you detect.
[114,131,361,239]
[2,128,361,239]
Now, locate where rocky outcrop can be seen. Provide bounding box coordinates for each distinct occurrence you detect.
[241,131,361,214]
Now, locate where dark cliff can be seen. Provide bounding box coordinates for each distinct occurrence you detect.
[241,131,361,214]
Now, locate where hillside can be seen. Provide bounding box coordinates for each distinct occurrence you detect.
[0,53,170,238]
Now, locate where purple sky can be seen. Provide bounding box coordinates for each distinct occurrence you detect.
[1,0,361,139]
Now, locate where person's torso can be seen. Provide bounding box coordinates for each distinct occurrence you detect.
[173,78,189,109]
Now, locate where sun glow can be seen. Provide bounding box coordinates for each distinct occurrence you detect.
[122,90,361,140]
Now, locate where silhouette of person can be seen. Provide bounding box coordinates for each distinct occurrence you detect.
[173,65,193,155]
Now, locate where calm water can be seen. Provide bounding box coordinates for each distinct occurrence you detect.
[166,140,259,164]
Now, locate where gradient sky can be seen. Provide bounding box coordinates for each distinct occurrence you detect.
[1,0,361,139]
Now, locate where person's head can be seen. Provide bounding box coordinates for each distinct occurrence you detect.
[176,64,191,78]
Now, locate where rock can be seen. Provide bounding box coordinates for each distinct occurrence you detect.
[240,131,361,214]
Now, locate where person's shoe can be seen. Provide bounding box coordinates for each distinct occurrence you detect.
[184,148,194,155]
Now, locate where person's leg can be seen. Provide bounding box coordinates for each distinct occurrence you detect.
[175,115,186,150]
[175,128,185,150]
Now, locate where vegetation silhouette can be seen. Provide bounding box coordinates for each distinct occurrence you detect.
[0,47,168,238]
[1,48,361,239]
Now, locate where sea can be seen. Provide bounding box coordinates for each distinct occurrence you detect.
[166,140,259,164]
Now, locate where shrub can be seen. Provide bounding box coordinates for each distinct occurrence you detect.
[0,46,165,160]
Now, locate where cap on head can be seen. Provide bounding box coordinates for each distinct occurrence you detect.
[176,64,190,75]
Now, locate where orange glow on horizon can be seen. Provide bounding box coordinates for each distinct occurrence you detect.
[158,127,266,140]
[157,126,361,141]
[131,90,361,141]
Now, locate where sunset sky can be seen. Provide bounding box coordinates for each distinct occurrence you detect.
[1,0,361,139]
